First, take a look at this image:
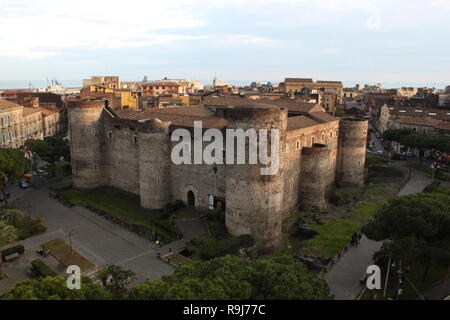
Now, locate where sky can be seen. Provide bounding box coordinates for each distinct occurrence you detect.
[0,0,449,88]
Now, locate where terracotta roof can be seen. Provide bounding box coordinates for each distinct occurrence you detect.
[0,100,23,110]
[22,107,41,116]
[285,78,313,83]
[287,116,320,130]
[115,106,227,129]
[394,116,444,128]
[309,112,339,122]
[316,80,343,85]
[388,107,450,121]
[202,95,321,113]
[35,106,59,117]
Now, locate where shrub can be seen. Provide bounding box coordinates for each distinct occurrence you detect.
[31,259,58,277]
[365,154,388,167]
[329,188,363,206]
[368,166,404,179]
[14,216,46,240]
[423,181,441,193]
[172,200,186,211]
[1,245,25,260]
[199,235,254,260]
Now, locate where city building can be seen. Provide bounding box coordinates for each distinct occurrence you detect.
[0,100,43,148]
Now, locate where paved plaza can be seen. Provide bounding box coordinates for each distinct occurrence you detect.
[1,177,209,292]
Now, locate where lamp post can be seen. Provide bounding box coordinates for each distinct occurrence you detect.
[66,229,75,254]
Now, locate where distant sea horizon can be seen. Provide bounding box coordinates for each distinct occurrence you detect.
[0,80,447,90]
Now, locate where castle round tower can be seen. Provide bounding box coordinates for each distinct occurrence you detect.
[224,104,287,251]
[68,99,106,189]
[299,143,330,210]
[137,118,171,209]
[336,118,368,187]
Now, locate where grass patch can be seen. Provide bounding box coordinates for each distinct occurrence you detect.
[43,238,95,273]
[289,183,399,258]
[57,188,181,242]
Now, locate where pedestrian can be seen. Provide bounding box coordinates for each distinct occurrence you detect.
[351,232,357,246]
[358,233,362,245]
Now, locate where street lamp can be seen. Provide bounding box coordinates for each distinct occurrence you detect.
[65,229,75,254]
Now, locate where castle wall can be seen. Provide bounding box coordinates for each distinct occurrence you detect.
[69,100,107,189]
[299,144,331,210]
[224,105,288,251]
[138,119,171,209]
[336,118,368,187]
[283,120,339,214]
[169,161,226,209]
[102,120,141,195]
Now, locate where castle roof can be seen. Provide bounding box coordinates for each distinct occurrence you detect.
[287,112,338,131]
[115,106,227,129]
[287,115,320,130]
[202,95,322,113]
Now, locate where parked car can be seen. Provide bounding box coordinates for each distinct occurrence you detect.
[0,193,11,202]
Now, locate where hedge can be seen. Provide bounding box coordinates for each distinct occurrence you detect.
[1,245,25,260]
[198,235,254,260]
[31,259,58,277]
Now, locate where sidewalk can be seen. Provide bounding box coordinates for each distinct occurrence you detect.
[325,162,436,300]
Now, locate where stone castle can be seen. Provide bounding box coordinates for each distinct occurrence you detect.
[68,99,368,249]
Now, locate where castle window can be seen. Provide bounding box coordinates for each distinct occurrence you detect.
[93,164,99,172]
[92,128,96,135]
[296,141,300,150]
[108,131,112,140]
[290,177,294,190]
[133,136,138,145]
[330,131,333,138]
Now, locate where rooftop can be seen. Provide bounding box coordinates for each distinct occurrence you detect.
[0,100,23,110]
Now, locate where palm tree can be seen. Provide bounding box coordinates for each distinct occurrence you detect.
[0,221,17,277]
[0,209,25,225]
[95,266,110,286]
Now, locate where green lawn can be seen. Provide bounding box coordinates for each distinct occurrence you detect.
[43,238,95,272]
[57,188,181,242]
[280,182,399,259]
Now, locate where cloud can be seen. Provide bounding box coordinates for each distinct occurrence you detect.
[0,0,208,58]
[209,34,277,47]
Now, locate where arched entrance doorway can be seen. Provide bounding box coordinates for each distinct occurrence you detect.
[187,191,195,207]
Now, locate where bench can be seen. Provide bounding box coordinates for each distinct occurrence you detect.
[4,252,20,262]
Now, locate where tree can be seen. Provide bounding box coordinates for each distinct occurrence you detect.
[3,276,112,300]
[363,193,450,280]
[25,136,70,176]
[0,220,18,277]
[0,148,30,206]
[382,128,450,162]
[25,136,70,164]
[104,264,136,292]
[95,266,110,287]
[127,255,332,300]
